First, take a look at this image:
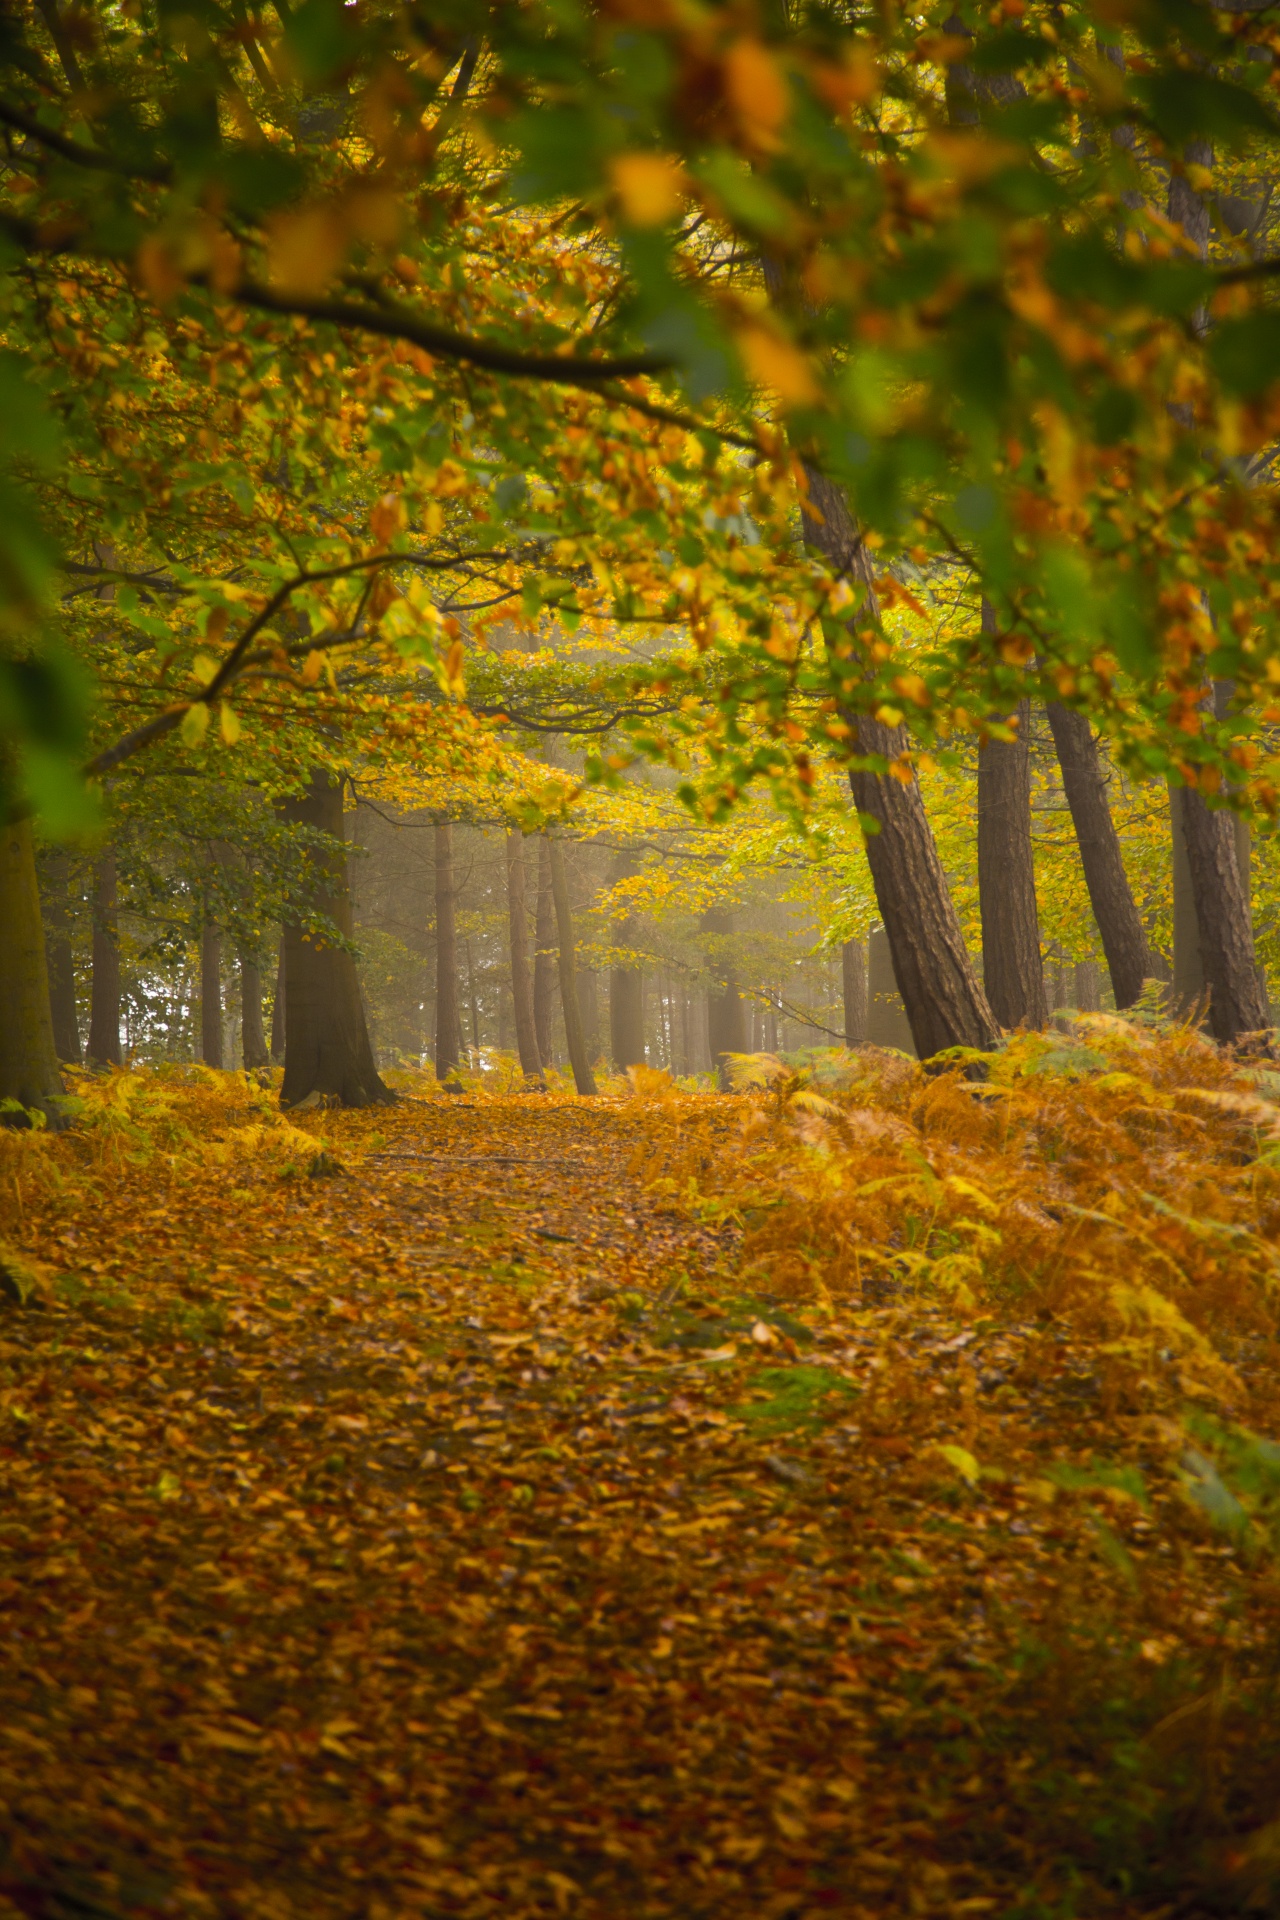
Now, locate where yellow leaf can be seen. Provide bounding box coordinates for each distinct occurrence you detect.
[179,703,210,748]
[934,1443,980,1484]
[736,325,818,406]
[265,204,347,296]
[219,702,241,745]
[609,152,686,226]
[191,652,218,687]
[724,39,791,145]
[301,651,324,685]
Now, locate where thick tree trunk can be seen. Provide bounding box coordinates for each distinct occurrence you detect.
[533,834,557,1070]
[1170,785,1205,1017]
[200,919,224,1068]
[608,849,645,1070]
[978,675,1046,1031]
[841,938,867,1046]
[1047,703,1151,1009]
[87,848,122,1068]
[803,467,998,1057]
[1074,959,1102,1012]
[279,772,393,1108]
[505,830,543,1080]
[44,850,81,1064]
[548,836,597,1096]
[0,814,67,1127]
[270,942,285,1062]
[434,820,460,1082]
[240,951,269,1069]
[703,908,747,1090]
[1180,786,1270,1046]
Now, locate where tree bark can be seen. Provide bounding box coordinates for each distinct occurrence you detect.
[806,482,996,1055]
[87,847,122,1068]
[578,967,601,1064]
[1179,786,1270,1046]
[44,850,81,1064]
[240,950,269,1068]
[269,942,285,1062]
[533,833,557,1070]
[279,772,393,1108]
[841,939,867,1046]
[977,673,1046,1030]
[1170,784,1205,1017]
[505,829,543,1080]
[1045,704,1151,1010]
[200,918,224,1067]
[608,848,645,1070]
[548,835,597,1096]
[703,907,747,1090]
[0,814,67,1126]
[1074,959,1102,1012]
[434,820,460,1082]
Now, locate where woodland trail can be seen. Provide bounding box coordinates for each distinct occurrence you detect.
[0,1079,1275,1920]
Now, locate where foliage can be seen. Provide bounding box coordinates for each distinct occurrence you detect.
[0,1065,1279,1914]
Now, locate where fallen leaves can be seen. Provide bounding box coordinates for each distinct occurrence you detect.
[0,1054,1278,1916]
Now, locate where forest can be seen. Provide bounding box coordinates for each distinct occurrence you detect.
[5,0,1280,1914]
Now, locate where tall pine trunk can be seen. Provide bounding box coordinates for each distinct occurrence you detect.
[977,674,1046,1031]
[44,850,81,1063]
[279,772,392,1108]
[805,470,998,1056]
[434,820,460,1082]
[240,951,269,1069]
[87,847,122,1068]
[533,834,556,1070]
[841,938,867,1046]
[0,814,67,1127]
[1046,703,1151,1009]
[505,830,543,1080]
[548,835,597,1096]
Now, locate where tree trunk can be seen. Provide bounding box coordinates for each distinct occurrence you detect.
[1074,959,1101,1012]
[0,814,67,1126]
[1046,703,1151,1009]
[802,468,998,1057]
[1170,784,1205,1018]
[841,939,867,1046]
[240,950,269,1069]
[703,907,747,1090]
[200,919,224,1067]
[505,830,543,1080]
[548,835,597,1096]
[270,942,285,1062]
[867,925,917,1054]
[44,850,81,1064]
[533,833,557,1070]
[609,849,645,1070]
[977,678,1046,1031]
[87,847,122,1068]
[279,772,393,1108]
[578,968,600,1064]
[434,820,460,1082]
[1179,786,1270,1046]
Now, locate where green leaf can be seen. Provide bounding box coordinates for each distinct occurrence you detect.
[1210,313,1280,398]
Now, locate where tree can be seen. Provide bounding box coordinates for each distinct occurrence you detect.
[703,907,747,1091]
[44,851,81,1065]
[977,666,1045,1031]
[841,940,867,1048]
[279,773,392,1110]
[87,849,121,1069]
[533,835,557,1072]
[505,830,544,1084]
[1045,705,1152,1011]
[434,820,460,1084]
[0,812,66,1125]
[548,836,597,1096]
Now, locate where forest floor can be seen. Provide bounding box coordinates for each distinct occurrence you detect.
[2,1040,1280,1920]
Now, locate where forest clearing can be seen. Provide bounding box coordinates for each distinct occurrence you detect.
[9,0,1280,1913]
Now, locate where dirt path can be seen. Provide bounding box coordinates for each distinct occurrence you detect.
[0,1088,1254,1918]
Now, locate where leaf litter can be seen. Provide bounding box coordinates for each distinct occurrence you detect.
[2,1024,1280,1916]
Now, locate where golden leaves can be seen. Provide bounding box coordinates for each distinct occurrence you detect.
[723,39,791,150]
[735,324,818,406]
[265,187,403,297]
[608,152,687,226]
